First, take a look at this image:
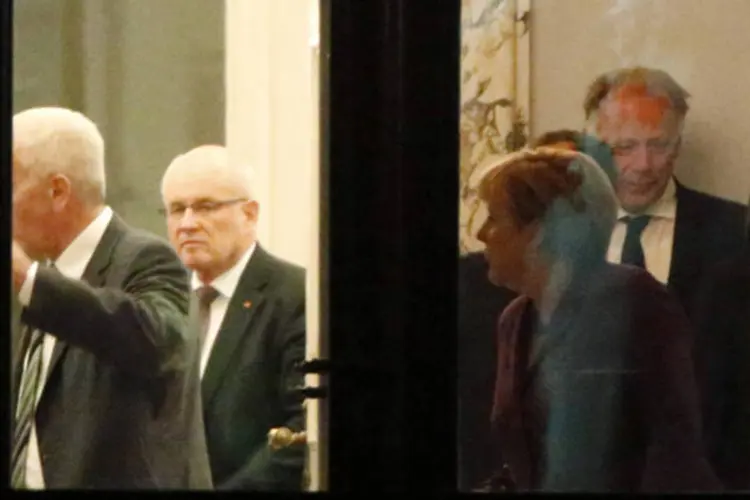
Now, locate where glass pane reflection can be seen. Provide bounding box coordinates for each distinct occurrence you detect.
[458,0,750,492]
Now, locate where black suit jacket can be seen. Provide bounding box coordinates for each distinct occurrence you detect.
[10,213,212,489]
[457,252,517,490]
[668,183,748,489]
[10,294,24,419]
[201,244,306,490]
[667,182,747,314]
[692,248,750,490]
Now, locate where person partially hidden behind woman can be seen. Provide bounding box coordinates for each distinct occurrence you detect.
[474,148,722,492]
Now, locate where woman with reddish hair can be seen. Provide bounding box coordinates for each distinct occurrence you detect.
[475,148,720,492]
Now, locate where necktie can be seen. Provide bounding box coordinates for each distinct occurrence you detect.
[11,327,45,489]
[11,260,56,489]
[620,215,652,269]
[196,286,220,347]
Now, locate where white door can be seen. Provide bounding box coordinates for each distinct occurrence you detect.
[304,0,327,490]
[225,0,326,490]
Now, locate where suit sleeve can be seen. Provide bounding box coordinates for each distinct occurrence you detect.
[634,277,723,492]
[21,240,191,379]
[218,284,307,491]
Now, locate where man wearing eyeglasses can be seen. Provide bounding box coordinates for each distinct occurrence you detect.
[584,67,749,490]
[160,145,306,491]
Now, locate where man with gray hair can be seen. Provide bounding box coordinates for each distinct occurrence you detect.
[10,106,212,489]
[584,66,746,285]
[160,145,306,490]
[584,67,749,489]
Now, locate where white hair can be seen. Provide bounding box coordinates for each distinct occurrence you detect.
[161,144,255,200]
[13,106,106,203]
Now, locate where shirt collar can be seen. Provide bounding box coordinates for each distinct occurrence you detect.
[617,177,677,221]
[191,242,257,299]
[54,206,114,279]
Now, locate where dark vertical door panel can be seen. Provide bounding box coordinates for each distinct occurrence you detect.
[322,0,460,492]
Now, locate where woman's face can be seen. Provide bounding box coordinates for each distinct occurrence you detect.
[476,181,540,291]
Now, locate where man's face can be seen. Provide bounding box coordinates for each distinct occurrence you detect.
[595,89,682,213]
[162,167,258,282]
[12,154,57,260]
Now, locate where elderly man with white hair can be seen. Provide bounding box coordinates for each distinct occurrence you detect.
[10,106,212,489]
[160,145,306,491]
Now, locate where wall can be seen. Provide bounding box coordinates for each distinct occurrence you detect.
[225,0,321,490]
[13,0,65,111]
[531,0,750,204]
[459,0,532,254]
[225,0,317,270]
[14,0,225,237]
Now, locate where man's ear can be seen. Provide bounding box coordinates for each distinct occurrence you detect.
[243,200,260,222]
[667,135,683,166]
[673,135,682,155]
[49,174,72,212]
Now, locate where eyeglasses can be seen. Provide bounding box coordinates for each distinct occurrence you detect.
[160,198,248,217]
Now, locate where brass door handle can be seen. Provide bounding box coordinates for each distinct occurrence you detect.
[267,427,307,450]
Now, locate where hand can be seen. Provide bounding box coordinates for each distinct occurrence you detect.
[12,240,33,291]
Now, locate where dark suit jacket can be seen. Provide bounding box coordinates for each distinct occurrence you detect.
[201,244,306,490]
[668,182,747,315]
[669,183,748,488]
[490,263,721,492]
[10,213,212,489]
[10,293,24,418]
[457,252,516,490]
[692,248,750,490]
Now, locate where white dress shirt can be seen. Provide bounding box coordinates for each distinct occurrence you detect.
[192,242,257,378]
[607,178,677,284]
[16,205,113,490]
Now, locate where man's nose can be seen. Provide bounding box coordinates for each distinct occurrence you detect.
[629,145,654,171]
[177,208,200,229]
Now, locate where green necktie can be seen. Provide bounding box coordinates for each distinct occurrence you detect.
[620,215,652,269]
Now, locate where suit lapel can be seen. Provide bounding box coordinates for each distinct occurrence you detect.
[668,183,704,307]
[43,215,124,388]
[201,245,273,407]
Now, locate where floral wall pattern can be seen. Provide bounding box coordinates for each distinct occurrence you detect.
[459,0,531,254]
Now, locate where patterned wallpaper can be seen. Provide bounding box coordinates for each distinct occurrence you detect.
[459,0,531,254]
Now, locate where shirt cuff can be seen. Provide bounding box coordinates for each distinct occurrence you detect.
[18,261,39,307]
